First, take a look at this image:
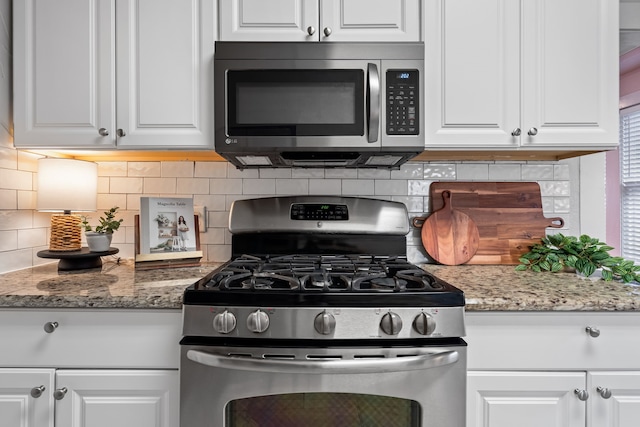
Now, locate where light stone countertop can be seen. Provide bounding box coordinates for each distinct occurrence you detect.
[1,260,639,311]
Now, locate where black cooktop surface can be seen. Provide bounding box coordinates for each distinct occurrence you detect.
[184,254,465,307]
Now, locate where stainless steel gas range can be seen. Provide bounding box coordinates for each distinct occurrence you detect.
[180,196,466,427]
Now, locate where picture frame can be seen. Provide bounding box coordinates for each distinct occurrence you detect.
[135,197,203,269]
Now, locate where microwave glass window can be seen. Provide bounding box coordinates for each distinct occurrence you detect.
[227,70,364,136]
[236,82,356,125]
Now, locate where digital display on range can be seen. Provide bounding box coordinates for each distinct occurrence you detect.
[290,204,349,220]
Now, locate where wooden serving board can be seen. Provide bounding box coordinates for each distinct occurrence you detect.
[428,182,564,264]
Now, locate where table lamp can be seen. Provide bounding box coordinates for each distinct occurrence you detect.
[37,158,98,251]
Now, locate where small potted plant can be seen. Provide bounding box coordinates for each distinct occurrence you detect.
[517,233,640,283]
[81,207,123,252]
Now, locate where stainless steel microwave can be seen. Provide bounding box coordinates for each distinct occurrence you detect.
[214,42,424,169]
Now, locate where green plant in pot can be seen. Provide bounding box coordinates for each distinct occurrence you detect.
[81,207,123,252]
[516,233,640,283]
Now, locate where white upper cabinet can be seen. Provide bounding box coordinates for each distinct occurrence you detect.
[219,0,420,42]
[424,0,619,151]
[13,0,215,150]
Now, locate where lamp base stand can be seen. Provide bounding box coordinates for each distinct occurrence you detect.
[48,214,82,251]
[37,248,119,271]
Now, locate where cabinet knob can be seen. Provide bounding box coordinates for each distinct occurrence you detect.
[116,129,126,137]
[323,27,332,37]
[511,128,521,137]
[574,388,589,401]
[597,386,612,399]
[44,321,59,333]
[585,326,600,338]
[30,385,46,398]
[307,26,316,36]
[98,127,109,136]
[53,387,68,400]
[527,127,538,136]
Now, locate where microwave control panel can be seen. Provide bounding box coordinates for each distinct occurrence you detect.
[386,70,419,135]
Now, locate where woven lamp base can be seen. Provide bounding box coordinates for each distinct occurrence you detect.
[49,214,82,252]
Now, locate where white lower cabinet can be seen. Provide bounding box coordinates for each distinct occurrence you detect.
[466,312,640,427]
[0,368,178,427]
[0,309,182,427]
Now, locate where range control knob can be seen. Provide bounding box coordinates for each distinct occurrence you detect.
[247,310,270,334]
[413,312,436,335]
[213,310,237,334]
[314,311,336,335]
[380,312,403,335]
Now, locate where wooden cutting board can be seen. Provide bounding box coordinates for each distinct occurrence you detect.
[427,182,564,264]
[414,190,480,265]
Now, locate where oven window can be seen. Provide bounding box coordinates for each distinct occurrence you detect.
[226,393,420,426]
[227,70,365,137]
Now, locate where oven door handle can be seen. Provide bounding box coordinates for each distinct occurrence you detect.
[186,349,458,374]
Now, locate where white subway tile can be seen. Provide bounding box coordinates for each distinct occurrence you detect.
[391,196,424,213]
[0,210,32,230]
[177,178,210,194]
[98,161,127,176]
[358,169,390,179]
[539,181,570,196]
[488,164,521,180]
[144,177,177,194]
[209,211,230,228]
[193,195,226,211]
[210,179,243,195]
[0,189,16,209]
[0,230,18,251]
[554,164,571,180]
[17,151,40,172]
[325,169,357,179]
[457,163,489,180]
[0,248,33,274]
[96,194,127,211]
[260,168,292,178]
[195,162,228,178]
[111,177,143,194]
[408,180,431,196]
[309,179,341,194]
[161,161,194,177]
[522,164,555,180]
[18,228,46,249]
[227,165,259,178]
[293,168,324,178]
[128,162,161,177]
[554,197,571,213]
[207,244,232,262]
[342,179,374,195]
[423,164,456,179]
[0,168,32,190]
[276,179,309,195]
[17,190,36,210]
[0,147,17,169]
[391,163,423,179]
[375,179,406,196]
[243,178,276,194]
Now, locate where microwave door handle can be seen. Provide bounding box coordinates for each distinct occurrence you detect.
[367,63,380,143]
[187,349,459,374]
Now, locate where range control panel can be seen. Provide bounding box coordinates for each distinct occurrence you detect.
[386,70,419,135]
[290,203,349,221]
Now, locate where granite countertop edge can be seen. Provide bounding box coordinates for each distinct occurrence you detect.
[0,261,639,312]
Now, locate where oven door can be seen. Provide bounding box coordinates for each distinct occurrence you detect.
[215,59,379,150]
[180,339,466,427]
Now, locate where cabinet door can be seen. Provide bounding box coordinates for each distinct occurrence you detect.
[115,0,214,149]
[467,371,586,427]
[424,0,520,148]
[589,372,640,427]
[0,369,55,427]
[520,0,618,148]
[55,370,179,427]
[13,0,116,149]
[321,0,420,42]
[219,0,319,41]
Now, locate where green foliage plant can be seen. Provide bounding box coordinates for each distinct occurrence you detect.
[80,207,123,234]
[516,233,640,283]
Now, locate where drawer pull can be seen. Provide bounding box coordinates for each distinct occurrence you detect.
[585,326,600,338]
[574,389,589,401]
[54,387,68,400]
[597,386,612,399]
[30,385,45,398]
[44,321,59,333]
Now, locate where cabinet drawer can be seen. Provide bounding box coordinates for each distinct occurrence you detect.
[0,309,182,368]
[466,312,640,370]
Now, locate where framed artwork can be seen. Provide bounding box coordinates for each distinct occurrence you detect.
[135,197,202,268]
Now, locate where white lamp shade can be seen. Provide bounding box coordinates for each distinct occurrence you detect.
[37,158,98,212]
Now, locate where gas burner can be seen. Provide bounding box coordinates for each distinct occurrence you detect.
[299,272,351,291]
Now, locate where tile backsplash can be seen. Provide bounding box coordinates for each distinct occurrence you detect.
[0,145,578,274]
